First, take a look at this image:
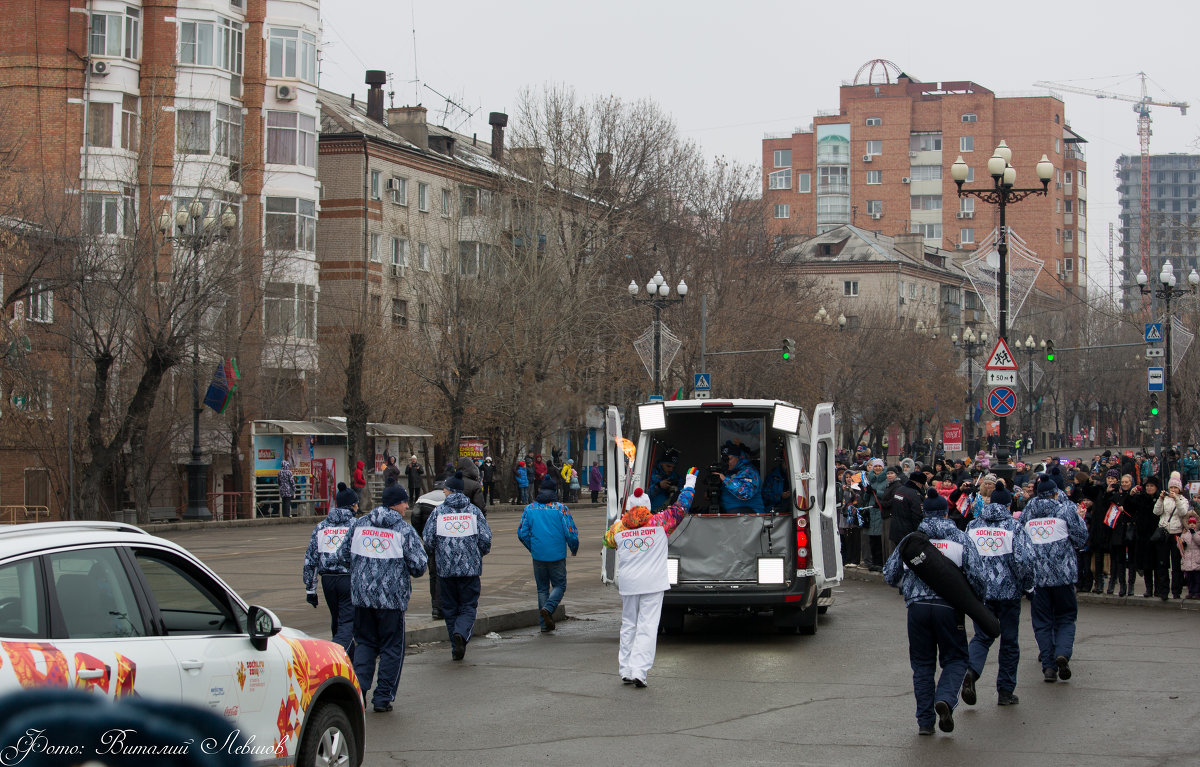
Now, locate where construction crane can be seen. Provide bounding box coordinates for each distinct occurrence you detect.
[1033,74,1188,292]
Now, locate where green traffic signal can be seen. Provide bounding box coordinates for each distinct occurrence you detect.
[1150,393,1160,417]
[1045,339,1055,362]
[782,337,795,361]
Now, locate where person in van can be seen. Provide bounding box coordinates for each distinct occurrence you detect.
[714,441,763,513]
[648,448,684,511]
[761,445,793,513]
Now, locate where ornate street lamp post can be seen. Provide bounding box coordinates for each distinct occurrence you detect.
[628,270,687,397]
[1137,261,1200,450]
[952,326,988,456]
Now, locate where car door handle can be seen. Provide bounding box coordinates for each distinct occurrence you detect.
[180,660,205,671]
[77,668,107,680]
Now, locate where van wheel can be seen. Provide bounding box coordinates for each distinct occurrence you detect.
[659,607,685,635]
[299,703,358,767]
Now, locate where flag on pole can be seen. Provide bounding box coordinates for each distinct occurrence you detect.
[670,385,685,401]
[203,357,242,413]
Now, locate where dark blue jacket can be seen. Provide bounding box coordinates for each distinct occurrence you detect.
[302,505,355,591]
[422,491,492,577]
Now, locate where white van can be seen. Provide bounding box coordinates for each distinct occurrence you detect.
[603,399,842,634]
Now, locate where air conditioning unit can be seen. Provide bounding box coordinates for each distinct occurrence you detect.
[863,154,873,163]
[909,151,918,157]
[386,178,399,191]
[870,212,882,220]
[898,296,906,305]
[901,177,911,184]
[275,84,297,101]
[390,264,402,277]
[89,60,109,76]
[956,211,974,219]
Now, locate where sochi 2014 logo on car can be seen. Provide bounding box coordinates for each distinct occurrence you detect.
[621,537,655,552]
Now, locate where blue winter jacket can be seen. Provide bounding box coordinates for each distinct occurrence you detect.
[1021,492,1088,587]
[517,499,579,562]
[515,466,530,488]
[883,517,986,606]
[648,464,684,510]
[966,501,1035,601]
[721,458,764,513]
[334,506,428,610]
[422,491,493,577]
[302,505,356,591]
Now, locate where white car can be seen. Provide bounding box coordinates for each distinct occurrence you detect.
[0,521,364,766]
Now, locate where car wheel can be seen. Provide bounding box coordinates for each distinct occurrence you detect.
[659,607,685,635]
[299,703,358,767]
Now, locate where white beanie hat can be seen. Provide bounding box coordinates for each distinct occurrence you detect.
[1169,471,1183,490]
[625,487,652,511]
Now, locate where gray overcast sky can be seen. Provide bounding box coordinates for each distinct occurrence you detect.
[320,0,1199,302]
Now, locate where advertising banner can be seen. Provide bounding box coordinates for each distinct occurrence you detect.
[943,422,963,453]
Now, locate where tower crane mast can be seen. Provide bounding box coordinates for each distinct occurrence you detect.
[1033,74,1188,297]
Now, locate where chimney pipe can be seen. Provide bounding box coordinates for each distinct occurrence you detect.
[365,70,387,123]
[489,112,508,161]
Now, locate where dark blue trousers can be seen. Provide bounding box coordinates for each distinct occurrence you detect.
[1031,584,1078,670]
[320,573,355,656]
[352,607,406,707]
[440,575,481,643]
[907,600,969,727]
[966,598,1022,693]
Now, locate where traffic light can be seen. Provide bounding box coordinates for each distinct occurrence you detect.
[1045,339,1055,362]
[1150,393,1160,417]
[782,338,795,361]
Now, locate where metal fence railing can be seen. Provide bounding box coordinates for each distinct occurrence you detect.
[0,505,50,525]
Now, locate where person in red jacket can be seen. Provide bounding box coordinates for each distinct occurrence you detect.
[353,460,367,495]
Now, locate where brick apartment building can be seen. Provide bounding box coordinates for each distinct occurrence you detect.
[763,62,1088,302]
[0,0,321,518]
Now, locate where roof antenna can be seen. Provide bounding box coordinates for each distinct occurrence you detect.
[387,72,395,109]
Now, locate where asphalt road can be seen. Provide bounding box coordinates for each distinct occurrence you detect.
[362,580,1197,767]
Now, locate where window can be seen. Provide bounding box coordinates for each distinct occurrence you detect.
[866,200,883,215]
[370,170,382,200]
[391,299,408,327]
[916,223,942,240]
[1064,171,1073,185]
[419,302,428,325]
[1055,229,1061,243]
[961,114,977,123]
[83,191,135,237]
[773,204,789,218]
[121,94,138,151]
[266,111,316,166]
[0,558,46,639]
[460,187,494,216]
[86,102,114,148]
[27,283,52,323]
[264,282,316,338]
[370,233,381,262]
[960,228,975,244]
[1064,199,1073,214]
[797,173,811,193]
[441,188,452,215]
[218,18,243,75]
[865,117,882,126]
[1063,257,1074,272]
[773,149,792,168]
[1055,138,1061,154]
[1079,200,1086,216]
[909,165,943,181]
[133,550,241,635]
[391,177,408,205]
[176,110,211,154]
[1063,230,1074,242]
[843,280,859,297]
[179,21,214,66]
[48,549,145,639]
[960,136,974,152]
[418,182,429,211]
[865,140,882,156]
[459,242,494,275]
[215,104,242,160]
[909,133,942,152]
[90,8,139,59]
[910,195,942,211]
[960,198,974,214]
[441,247,450,273]
[768,169,791,190]
[419,243,430,270]
[265,197,316,252]
[268,27,317,83]
[1078,171,1085,188]
[866,170,882,185]
[391,237,408,266]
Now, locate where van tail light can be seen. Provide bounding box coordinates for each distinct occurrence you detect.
[795,514,810,570]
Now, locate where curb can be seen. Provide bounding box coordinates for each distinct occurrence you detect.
[842,565,1200,612]
[405,605,567,646]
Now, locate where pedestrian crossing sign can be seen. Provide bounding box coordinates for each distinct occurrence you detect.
[1145,323,1163,343]
[693,373,711,391]
[984,338,1018,370]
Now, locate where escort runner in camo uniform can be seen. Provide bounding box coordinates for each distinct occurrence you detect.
[423,472,493,660]
[302,484,360,654]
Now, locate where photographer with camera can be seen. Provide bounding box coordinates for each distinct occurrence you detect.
[648,447,684,511]
[714,441,763,514]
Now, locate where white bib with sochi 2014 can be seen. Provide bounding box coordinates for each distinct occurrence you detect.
[437,512,478,538]
[616,526,669,595]
[351,526,405,559]
[969,527,1014,556]
[1025,517,1068,544]
[318,527,350,554]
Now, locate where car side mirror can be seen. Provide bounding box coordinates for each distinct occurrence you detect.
[248,605,283,651]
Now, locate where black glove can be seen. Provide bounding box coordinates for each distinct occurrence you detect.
[306,592,319,608]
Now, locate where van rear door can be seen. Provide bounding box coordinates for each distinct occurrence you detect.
[602,406,628,584]
[807,402,843,584]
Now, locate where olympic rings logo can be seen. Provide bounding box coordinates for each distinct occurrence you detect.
[442,520,472,533]
[1030,526,1054,540]
[323,533,344,547]
[622,537,655,552]
[362,537,392,553]
[977,537,1005,552]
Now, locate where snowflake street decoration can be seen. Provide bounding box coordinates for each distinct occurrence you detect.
[1017,360,1044,393]
[957,359,984,392]
[963,228,1045,328]
[634,322,681,382]
[1172,315,1194,373]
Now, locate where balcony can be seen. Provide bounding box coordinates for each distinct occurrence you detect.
[816,181,850,195]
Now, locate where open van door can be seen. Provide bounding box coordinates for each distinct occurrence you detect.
[807,402,843,586]
[602,406,629,584]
